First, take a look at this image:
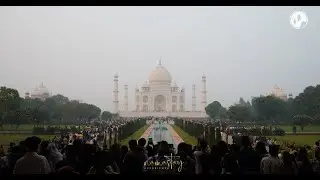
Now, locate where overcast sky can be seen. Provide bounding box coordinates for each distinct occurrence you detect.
[0,7,319,112]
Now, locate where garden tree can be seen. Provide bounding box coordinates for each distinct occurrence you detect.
[4,109,21,129]
[51,94,69,105]
[0,87,21,125]
[239,97,246,106]
[0,114,3,130]
[0,87,21,111]
[251,97,264,122]
[227,104,251,124]
[252,95,289,124]
[237,98,254,116]
[11,109,24,130]
[19,108,33,124]
[218,107,228,120]
[101,111,114,121]
[246,100,256,121]
[292,85,320,119]
[205,101,226,121]
[59,100,101,124]
[32,106,51,127]
[293,114,313,132]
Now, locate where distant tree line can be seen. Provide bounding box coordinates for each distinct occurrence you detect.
[205,85,320,131]
[0,86,115,130]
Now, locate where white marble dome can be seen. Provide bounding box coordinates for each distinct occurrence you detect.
[148,62,172,83]
[31,83,49,96]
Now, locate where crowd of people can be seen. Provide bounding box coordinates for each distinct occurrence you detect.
[1,135,320,175]
[0,118,320,175]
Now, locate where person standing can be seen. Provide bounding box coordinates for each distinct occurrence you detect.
[194,138,209,175]
[260,145,282,174]
[13,136,51,174]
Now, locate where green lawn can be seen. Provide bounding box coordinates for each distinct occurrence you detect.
[270,135,319,146]
[0,134,56,152]
[1,124,85,131]
[120,125,149,146]
[1,124,35,131]
[278,125,320,132]
[171,125,197,145]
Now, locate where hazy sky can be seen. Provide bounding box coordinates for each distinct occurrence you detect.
[0,7,319,112]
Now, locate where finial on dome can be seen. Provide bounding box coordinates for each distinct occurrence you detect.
[158,56,162,66]
[38,82,45,88]
[172,81,177,87]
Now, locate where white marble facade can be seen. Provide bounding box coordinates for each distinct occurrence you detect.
[113,60,208,118]
[25,82,50,101]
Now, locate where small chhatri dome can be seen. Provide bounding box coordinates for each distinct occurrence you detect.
[148,59,172,83]
[142,81,149,87]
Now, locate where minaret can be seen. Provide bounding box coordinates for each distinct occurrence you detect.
[200,74,207,112]
[124,84,128,112]
[113,73,119,114]
[158,56,162,66]
[192,84,196,111]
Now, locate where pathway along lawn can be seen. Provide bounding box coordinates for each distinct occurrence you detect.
[170,125,197,145]
[278,125,320,133]
[120,125,149,146]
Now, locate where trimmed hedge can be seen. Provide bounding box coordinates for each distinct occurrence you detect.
[32,125,80,135]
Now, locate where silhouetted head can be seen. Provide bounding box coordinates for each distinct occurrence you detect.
[297,147,309,162]
[128,139,137,150]
[111,143,120,153]
[281,151,293,165]
[217,141,228,155]
[18,141,27,153]
[198,138,208,151]
[255,141,267,154]
[25,136,41,152]
[158,141,169,156]
[146,145,153,157]
[315,141,319,146]
[241,136,251,147]
[269,145,280,157]
[230,144,240,154]
[120,145,128,154]
[40,140,49,151]
[177,142,188,153]
[210,145,217,155]
[138,138,147,147]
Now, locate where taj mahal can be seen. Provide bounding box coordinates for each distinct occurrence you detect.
[112,60,208,118]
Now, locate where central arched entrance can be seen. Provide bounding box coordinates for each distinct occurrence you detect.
[154,95,166,112]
